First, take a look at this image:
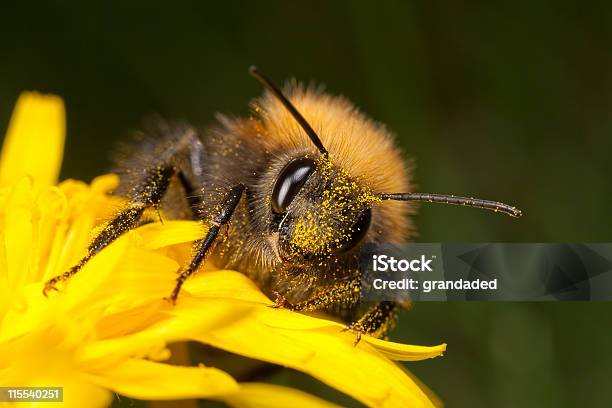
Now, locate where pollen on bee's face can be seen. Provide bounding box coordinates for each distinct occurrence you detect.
[285,156,380,260]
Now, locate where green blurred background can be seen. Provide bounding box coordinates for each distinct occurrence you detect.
[1,1,611,407]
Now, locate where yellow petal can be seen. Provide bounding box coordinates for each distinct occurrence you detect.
[38,232,131,322]
[0,92,65,187]
[221,382,341,408]
[128,271,445,408]
[2,177,35,295]
[84,358,239,400]
[183,268,270,304]
[363,336,447,361]
[136,220,205,250]
[185,271,445,361]
[59,379,112,408]
[187,303,438,408]
[89,173,120,193]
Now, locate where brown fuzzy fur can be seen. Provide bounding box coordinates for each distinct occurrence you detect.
[113,83,415,317]
[253,84,414,243]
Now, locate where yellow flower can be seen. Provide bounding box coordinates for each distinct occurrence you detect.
[0,92,447,407]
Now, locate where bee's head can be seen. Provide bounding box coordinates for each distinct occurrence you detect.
[249,66,522,266]
[269,154,378,265]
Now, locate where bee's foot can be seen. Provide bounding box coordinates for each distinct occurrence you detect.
[42,279,60,297]
[341,322,365,346]
[269,291,294,310]
[163,295,177,306]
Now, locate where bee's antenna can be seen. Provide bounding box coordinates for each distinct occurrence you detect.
[249,66,328,155]
[379,192,522,218]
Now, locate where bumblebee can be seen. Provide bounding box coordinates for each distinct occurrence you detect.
[44,67,521,341]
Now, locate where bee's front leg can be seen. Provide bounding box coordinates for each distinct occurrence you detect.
[43,165,175,296]
[166,184,245,304]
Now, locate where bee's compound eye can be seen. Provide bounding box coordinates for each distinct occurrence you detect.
[338,208,372,252]
[271,157,316,214]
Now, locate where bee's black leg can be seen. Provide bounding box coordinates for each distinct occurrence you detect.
[274,278,362,312]
[43,165,175,295]
[166,184,245,304]
[272,279,399,344]
[341,301,399,345]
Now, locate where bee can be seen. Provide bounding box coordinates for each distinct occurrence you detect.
[43,67,521,341]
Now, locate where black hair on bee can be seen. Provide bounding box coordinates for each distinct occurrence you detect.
[43,66,522,341]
